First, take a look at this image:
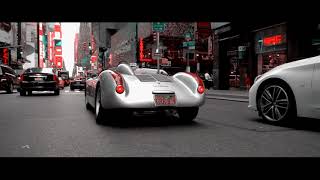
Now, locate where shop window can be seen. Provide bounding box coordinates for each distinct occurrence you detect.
[261,51,287,74]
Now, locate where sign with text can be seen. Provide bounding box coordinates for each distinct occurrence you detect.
[152,22,165,32]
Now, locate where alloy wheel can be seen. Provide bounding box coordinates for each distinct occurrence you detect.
[260,85,289,122]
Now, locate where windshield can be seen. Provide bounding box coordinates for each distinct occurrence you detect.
[25,68,55,74]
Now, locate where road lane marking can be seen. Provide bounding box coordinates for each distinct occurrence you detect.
[21,145,31,149]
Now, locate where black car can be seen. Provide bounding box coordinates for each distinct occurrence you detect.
[19,67,60,96]
[70,77,85,90]
[0,64,18,94]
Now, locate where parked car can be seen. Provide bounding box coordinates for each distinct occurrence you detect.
[70,77,85,90]
[248,55,320,125]
[19,67,60,96]
[85,62,206,125]
[0,64,18,93]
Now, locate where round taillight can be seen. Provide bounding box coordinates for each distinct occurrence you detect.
[116,85,124,94]
[197,86,205,94]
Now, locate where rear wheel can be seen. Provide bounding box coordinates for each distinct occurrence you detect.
[95,87,107,125]
[178,107,199,123]
[257,82,296,125]
[20,89,26,96]
[70,86,74,91]
[28,90,32,96]
[6,83,13,94]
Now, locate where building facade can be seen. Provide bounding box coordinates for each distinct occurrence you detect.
[212,21,320,90]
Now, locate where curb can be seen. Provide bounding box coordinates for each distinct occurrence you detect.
[206,95,249,103]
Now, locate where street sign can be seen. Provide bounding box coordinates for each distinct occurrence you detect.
[183,41,195,48]
[188,46,195,50]
[183,42,188,47]
[152,22,165,32]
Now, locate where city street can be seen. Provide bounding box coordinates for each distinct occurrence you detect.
[1,88,320,157]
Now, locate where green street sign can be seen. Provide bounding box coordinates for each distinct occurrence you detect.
[183,41,195,47]
[183,42,188,47]
[152,22,165,32]
[188,41,195,46]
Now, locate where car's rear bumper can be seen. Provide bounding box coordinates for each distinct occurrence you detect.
[20,81,58,91]
[70,83,85,88]
[100,91,205,109]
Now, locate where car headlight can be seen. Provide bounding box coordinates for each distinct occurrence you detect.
[254,75,262,83]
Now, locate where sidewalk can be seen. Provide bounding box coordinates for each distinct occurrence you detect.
[205,87,249,102]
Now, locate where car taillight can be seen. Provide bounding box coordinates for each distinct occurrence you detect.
[110,71,125,94]
[185,72,205,94]
[20,75,24,81]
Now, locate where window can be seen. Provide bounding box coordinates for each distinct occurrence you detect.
[0,66,2,75]
[25,68,54,74]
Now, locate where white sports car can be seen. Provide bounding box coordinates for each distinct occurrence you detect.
[248,55,320,124]
[85,62,205,125]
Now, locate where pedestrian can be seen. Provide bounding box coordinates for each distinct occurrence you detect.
[204,70,212,89]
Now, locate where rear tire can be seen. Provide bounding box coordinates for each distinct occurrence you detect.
[257,81,296,125]
[20,89,26,96]
[6,83,13,94]
[70,86,74,91]
[178,107,199,123]
[28,91,32,96]
[95,87,107,125]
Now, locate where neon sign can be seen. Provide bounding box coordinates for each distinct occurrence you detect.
[3,48,8,65]
[263,35,283,46]
[139,38,152,62]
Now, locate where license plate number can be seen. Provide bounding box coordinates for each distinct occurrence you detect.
[154,94,176,106]
[34,77,43,81]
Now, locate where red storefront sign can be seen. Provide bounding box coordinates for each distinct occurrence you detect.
[139,38,152,62]
[263,35,283,46]
[2,48,9,65]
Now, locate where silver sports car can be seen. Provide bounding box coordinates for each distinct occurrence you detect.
[85,62,205,124]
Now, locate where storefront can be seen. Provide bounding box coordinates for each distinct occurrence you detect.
[254,23,287,75]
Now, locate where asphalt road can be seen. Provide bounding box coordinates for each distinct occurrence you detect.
[1,87,320,157]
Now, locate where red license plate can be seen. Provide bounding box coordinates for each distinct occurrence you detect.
[154,94,176,106]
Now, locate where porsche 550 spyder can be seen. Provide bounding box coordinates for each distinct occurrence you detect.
[85,63,206,125]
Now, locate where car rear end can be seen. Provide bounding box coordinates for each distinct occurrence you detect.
[70,78,85,90]
[20,68,59,92]
[100,70,205,110]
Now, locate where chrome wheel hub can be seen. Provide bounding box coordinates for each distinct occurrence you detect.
[260,85,289,122]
